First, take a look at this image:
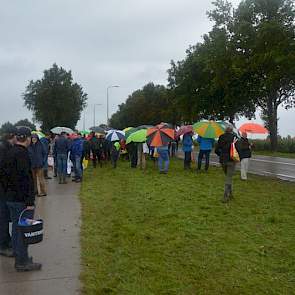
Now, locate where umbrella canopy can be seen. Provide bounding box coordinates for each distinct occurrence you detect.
[126,129,147,144]
[89,126,106,133]
[80,130,91,136]
[176,125,193,138]
[50,127,74,135]
[146,123,175,147]
[106,130,125,142]
[125,127,137,138]
[32,131,45,139]
[239,123,268,134]
[123,127,134,133]
[193,120,225,139]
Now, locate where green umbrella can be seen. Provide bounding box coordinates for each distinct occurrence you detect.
[80,130,91,135]
[125,127,137,138]
[126,129,147,144]
[193,120,225,139]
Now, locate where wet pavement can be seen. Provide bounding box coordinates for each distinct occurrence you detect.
[178,152,295,182]
[0,177,81,295]
[209,154,295,182]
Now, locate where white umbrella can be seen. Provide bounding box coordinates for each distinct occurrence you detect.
[106,130,125,141]
[51,127,74,135]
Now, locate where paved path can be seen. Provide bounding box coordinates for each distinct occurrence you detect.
[0,178,81,295]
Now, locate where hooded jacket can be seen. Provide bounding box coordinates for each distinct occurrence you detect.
[215,132,236,164]
[28,136,46,169]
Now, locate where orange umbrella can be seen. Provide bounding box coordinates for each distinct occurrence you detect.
[239,123,268,134]
[147,123,175,147]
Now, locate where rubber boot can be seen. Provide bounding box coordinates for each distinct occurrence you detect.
[62,175,67,184]
[229,184,233,199]
[58,174,62,184]
[44,169,52,180]
[221,184,231,203]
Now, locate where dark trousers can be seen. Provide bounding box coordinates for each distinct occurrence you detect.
[57,153,68,177]
[92,150,103,168]
[111,151,120,168]
[184,152,192,169]
[0,198,11,249]
[130,151,138,168]
[198,150,211,170]
[6,202,34,264]
[73,155,83,179]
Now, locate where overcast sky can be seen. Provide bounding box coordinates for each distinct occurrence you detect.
[0,0,294,136]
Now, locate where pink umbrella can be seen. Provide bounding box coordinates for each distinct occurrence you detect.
[176,125,193,138]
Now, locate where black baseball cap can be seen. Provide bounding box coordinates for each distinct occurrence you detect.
[16,127,32,138]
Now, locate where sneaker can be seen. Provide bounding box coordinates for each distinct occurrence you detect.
[0,248,14,257]
[15,261,42,272]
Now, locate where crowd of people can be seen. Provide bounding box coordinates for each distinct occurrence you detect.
[0,124,252,272]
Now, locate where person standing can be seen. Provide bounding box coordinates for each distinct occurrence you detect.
[5,127,42,271]
[54,132,70,184]
[215,126,236,203]
[40,134,52,179]
[197,136,215,171]
[182,133,193,170]
[237,132,252,180]
[157,145,170,174]
[0,126,17,257]
[70,133,84,182]
[111,142,120,168]
[28,135,47,197]
[127,142,138,168]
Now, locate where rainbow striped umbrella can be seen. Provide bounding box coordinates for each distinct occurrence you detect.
[193,120,225,139]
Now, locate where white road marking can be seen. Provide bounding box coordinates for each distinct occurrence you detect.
[251,158,295,166]
[262,171,295,179]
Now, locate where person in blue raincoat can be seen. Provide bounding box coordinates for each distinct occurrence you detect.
[197,136,215,171]
[182,133,193,170]
[70,133,84,182]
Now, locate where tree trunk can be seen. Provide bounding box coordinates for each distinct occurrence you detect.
[266,93,278,152]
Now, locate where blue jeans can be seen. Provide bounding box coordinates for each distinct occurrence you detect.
[6,202,34,264]
[0,198,11,249]
[158,150,169,172]
[57,153,68,177]
[73,155,83,179]
[198,150,211,170]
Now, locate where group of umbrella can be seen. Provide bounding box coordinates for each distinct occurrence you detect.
[32,121,268,146]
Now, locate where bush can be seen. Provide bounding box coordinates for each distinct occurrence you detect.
[252,136,295,153]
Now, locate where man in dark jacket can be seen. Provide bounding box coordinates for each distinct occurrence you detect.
[28,134,47,197]
[40,134,52,179]
[54,132,70,184]
[237,132,252,180]
[0,126,17,257]
[215,126,236,203]
[5,127,42,271]
[70,134,84,182]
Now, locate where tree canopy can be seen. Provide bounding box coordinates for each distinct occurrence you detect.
[23,63,88,131]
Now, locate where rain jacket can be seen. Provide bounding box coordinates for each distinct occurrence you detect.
[237,137,251,160]
[28,136,46,169]
[54,136,70,155]
[215,132,235,164]
[197,136,215,151]
[40,137,50,155]
[182,134,193,153]
[70,138,84,158]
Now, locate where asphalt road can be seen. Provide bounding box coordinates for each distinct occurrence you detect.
[208,154,295,182]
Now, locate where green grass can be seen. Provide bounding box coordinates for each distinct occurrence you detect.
[80,159,295,295]
[253,150,295,159]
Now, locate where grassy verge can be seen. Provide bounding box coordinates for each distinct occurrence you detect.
[253,150,295,159]
[80,159,295,294]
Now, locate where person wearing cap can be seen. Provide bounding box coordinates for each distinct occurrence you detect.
[0,126,17,257]
[215,125,237,203]
[28,134,47,197]
[5,127,42,271]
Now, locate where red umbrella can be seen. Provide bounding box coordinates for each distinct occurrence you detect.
[176,125,193,138]
[147,123,175,147]
[239,123,268,134]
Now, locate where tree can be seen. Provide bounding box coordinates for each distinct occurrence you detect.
[14,119,36,130]
[23,63,88,131]
[109,83,179,129]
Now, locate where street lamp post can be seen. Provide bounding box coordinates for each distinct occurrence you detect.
[107,85,119,125]
[93,103,102,127]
